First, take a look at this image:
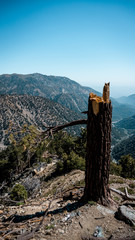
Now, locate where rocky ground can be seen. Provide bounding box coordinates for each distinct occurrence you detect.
[0,161,135,240]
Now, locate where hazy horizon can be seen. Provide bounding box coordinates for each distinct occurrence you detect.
[0,0,135,98]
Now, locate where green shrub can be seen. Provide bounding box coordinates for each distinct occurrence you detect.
[119,155,135,178]
[10,184,28,201]
[129,183,135,189]
[56,151,85,174]
[110,162,122,176]
[109,177,124,184]
[88,201,96,206]
[113,196,120,201]
[45,157,52,163]
[128,188,134,195]
[115,178,124,184]
[118,187,134,195]
[56,161,64,173]
[76,179,85,187]
[45,224,54,230]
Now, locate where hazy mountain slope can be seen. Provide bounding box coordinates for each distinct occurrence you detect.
[111,101,135,121]
[115,115,135,130]
[112,134,135,161]
[117,94,135,108]
[0,95,84,148]
[54,95,135,121]
[53,93,88,113]
[111,126,129,146]
[0,73,100,114]
[1,73,135,121]
[0,73,99,99]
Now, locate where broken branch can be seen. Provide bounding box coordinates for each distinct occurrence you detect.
[42,119,87,137]
[110,187,135,201]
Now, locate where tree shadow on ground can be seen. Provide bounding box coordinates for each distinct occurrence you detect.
[4,198,86,223]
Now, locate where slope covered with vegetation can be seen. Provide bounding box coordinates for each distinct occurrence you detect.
[0,95,84,148]
[112,134,135,161]
[115,115,135,130]
[1,125,135,185]
[0,128,87,183]
[1,73,135,121]
[117,94,135,107]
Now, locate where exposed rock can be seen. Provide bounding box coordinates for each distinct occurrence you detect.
[0,167,135,240]
[22,176,41,195]
[115,205,135,226]
[93,226,104,237]
[97,205,115,216]
[57,229,65,234]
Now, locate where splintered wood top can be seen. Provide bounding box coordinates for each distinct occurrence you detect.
[89,92,103,103]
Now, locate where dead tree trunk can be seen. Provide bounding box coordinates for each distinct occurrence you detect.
[84,83,112,205]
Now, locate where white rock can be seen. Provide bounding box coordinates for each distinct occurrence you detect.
[58,229,65,234]
[97,205,115,216]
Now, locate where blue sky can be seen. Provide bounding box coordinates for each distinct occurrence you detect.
[0,0,135,97]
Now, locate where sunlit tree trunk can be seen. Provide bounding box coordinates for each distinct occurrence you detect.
[84,84,112,205]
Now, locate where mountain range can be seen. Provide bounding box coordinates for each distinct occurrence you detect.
[115,115,135,130]
[117,94,135,108]
[1,73,135,155]
[0,73,99,114]
[112,114,135,161]
[112,134,135,161]
[1,73,135,121]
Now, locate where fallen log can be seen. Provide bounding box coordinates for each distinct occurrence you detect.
[110,187,135,201]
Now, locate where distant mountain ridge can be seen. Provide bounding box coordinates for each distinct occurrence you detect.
[1,73,135,121]
[112,112,135,160]
[115,115,135,130]
[0,73,100,114]
[112,134,135,161]
[116,94,135,108]
[0,73,99,98]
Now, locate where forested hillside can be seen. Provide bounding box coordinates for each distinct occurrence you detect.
[112,134,135,161]
[0,95,83,148]
[115,115,135,130]
[1,73,135,121]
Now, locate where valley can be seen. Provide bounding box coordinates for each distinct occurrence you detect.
[0,73,135,152]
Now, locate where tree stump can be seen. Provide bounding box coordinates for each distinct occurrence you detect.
[84,83,112,205]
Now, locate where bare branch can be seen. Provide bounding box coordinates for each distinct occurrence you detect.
[0,181,7,191]
[42,119,87,138]
[81,111,88,114]
[110,187,135,201]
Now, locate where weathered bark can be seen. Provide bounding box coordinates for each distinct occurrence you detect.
[84,88,112,205]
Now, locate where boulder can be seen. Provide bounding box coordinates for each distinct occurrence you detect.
[115,205,135,226]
